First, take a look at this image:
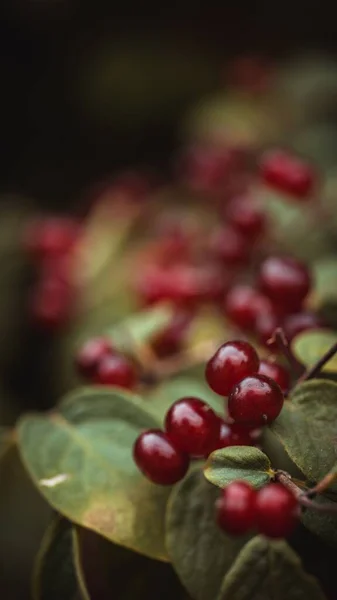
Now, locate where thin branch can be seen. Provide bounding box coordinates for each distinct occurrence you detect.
[275,471,337,514]
[303,470,337,499]
[269,328,304,379]
[296,341,337,385]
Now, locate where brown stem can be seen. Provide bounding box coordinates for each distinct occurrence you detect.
[303,471,337,499]
[275,471,337,514]
[296,342,337,385]
[269,328,304,379]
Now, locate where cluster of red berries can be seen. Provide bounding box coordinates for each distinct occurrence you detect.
[75,336,137,389]
[206,340,285,423]
[216,480,299,539]
[24,216,80,330]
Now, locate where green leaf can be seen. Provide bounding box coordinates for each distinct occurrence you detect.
[270,380,337,492]
[204,446,273,489]
[313,257,337,306]
[292,329,337,373]
[165,469,251,600]
[17,388,171,561]
[33,518,83,600]
[108,303,175,353]
[73,527,189,600]
[216,535,326,600]
[300,495,337,546]
[146,376,225,424]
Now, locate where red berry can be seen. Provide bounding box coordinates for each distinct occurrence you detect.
[228,374,284,425]
[224,285,272,331]
[258,256,311,312]
[225,196,266,241]
[94,354,137,389]
[256,483,299,538]
[209,226,250,267]
[254,309,280,348]
[208,419,254,454]
[260,149,316,199]
[258,360,290,394]
[30,277,74,330]
[283,312,323,342]
[205,340,260,396]
[151,310,193,358]
[133,429,190,485]
[75,337,113,378]
[216,481,257,535]
[24,217,79,260]
[165,397,220,457]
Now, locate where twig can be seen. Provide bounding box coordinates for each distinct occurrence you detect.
[275,471,337,514]
[269,328,304,379]
[303,470,337,499]
[296,341,337,385]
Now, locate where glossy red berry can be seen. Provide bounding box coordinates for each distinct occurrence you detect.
[258,360,290,394]
[228,374,284,425]
[260,149,316,199]
[209,226,249,267]
[24,217,79,260]
[216,481,257,535]
[258,256,311,312]
[94,354,137,389]
[133,429,190,485]
[165,397,220,457]
[224,285,272,331]
[225,196,266,241]
[30,277,74,330]
[76,337,114,378]
[283,312,323,342]
[208,419,254,454]
[205,340,260,396]
[256,483,299,538]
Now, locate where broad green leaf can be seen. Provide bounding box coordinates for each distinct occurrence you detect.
[146,376,225,424]
[74,527,189,600]
[216,535,325,600]
[270,380,337,492]
[292,329,337,373]
[312,257,337,306]
[165,469,251,600]
[204,446,273,489]
[17,388,170,561]
[108,303,175,352]
[33,518,84,600]
[300,495,337,546]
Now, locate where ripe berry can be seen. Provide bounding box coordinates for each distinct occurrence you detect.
[283,312,323,342]
[225,196,266,241]
[224,285,272,331]
[178,144,243,195]
[256,483,299,538]
[205,340,260,397]
[208,419,254,454]
[228,374,284,425]
[209,225,249,267]
[94,354,137,389]
[75,337,113,378]
[30,277,74,330]
[254,309,280,348]
[133,430,190,485]
[216,481,257,535]
[259,149,316,199]
[258,360,290,394]
[24,217,79,260]
[165,397,220,457]
[258,256,311,312]
[151,310,193,358]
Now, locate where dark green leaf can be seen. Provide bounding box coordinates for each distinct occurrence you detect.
[216,535,325,600]
[270,380,337,492]
[292,329,337,373]
[300,495,337,546]
[74,527,190,600]
[146,376,225,424]
[204,446,273,489]
[17,388,170,561]
[165,469,251,600]
[33,518,83,600]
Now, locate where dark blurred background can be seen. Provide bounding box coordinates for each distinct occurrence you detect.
[1,0,337,211]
